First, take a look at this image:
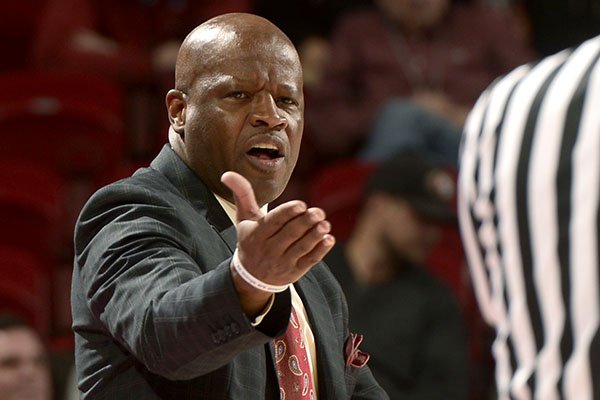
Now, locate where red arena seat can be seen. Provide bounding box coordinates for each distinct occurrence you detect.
[0,1,48,71]
[0,70,126,178]
[0,159,66,259]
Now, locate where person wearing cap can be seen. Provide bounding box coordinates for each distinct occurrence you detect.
[325,151,469,399]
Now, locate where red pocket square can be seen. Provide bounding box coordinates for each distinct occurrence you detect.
[344,332,370,368]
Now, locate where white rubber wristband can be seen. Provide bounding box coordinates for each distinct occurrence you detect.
[231,249,289,293]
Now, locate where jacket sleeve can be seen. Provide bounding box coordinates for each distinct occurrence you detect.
[73,180,290,380]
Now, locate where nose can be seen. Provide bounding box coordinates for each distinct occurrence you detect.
[249,94,288,130]
[16,359,43,380]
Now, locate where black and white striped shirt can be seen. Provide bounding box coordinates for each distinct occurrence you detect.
[458,34,600,400]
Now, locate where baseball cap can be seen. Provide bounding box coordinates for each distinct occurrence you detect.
[364,153,457,223]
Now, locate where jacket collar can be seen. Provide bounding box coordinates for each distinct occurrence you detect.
[149,145,237,250]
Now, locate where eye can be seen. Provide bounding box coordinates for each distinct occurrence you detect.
[277,97,299,107]
[0,356,20,369]
[227,91,249,100]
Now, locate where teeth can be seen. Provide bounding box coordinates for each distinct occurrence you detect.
[253,143,278,150]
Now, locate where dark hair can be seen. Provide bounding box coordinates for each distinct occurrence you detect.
[0,313,31,331]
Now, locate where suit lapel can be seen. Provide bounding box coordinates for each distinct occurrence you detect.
[295,269,347,399]
[219,225,237,252]
[150,145,237,253]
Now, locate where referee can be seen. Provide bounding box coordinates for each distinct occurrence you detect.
[458,34,600,400]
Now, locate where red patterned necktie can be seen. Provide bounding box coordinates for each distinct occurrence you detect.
[274,307,315,400]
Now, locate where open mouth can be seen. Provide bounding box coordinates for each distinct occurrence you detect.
[245,141,286,172]
[247,144,283,160]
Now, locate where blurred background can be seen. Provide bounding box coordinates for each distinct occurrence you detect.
[0,0,597,399]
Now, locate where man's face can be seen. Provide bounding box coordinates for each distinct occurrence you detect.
[0,328,51,400]
[176,38,304,206]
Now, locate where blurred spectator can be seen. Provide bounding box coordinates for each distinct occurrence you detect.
[31,0,253,159]
[307,0,534,165]
[325,152,471,399]
[0,314,52,400]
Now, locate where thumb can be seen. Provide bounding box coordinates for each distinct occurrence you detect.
[221,171,264,222]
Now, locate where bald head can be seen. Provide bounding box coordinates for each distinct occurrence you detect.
[165,12,305,206]
[175,13,300,92]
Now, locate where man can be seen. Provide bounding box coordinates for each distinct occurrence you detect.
[458,34,600,399]
[71,13,387,399]
[0,314,52,400]
[325,153,470,399]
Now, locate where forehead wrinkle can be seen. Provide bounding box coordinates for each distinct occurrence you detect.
[182,49,302,95]
[193,74,235,94]
[194,73,303,101]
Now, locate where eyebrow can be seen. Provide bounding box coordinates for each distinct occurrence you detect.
[199,74,301,94]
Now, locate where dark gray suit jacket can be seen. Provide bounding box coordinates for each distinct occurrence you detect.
[72,145,388,399]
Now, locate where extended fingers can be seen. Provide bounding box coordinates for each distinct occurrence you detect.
[257,200,308,237]
[280,209,334,262]
[295,233,336,271]
[270,207,327,247]
[262,206,334,264]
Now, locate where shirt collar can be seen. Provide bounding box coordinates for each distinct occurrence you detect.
[213,193,268,223]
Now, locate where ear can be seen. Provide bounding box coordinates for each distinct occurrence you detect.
[166,89,186,138]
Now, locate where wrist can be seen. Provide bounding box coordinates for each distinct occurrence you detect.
[231,249,289,293]
[229,250,285,319]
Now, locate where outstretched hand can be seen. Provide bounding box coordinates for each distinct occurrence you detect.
[221,171,335,317]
